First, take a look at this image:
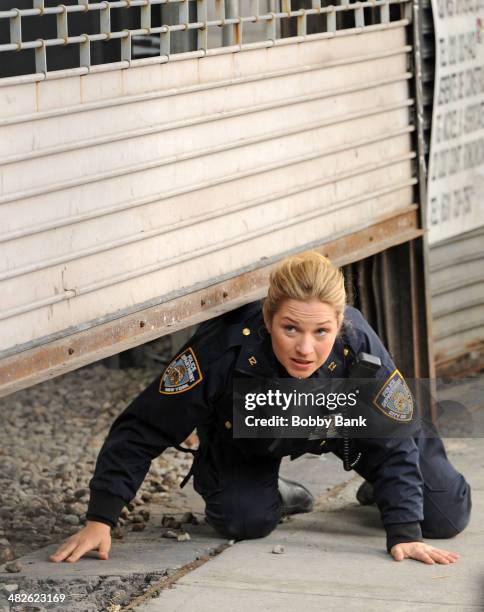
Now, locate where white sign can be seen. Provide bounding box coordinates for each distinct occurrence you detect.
[427,0,484,244]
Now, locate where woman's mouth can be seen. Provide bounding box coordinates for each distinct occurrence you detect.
[290,358,313,370]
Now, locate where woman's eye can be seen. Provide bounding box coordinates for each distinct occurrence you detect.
[284,325,296,333]
[316,328,328,336]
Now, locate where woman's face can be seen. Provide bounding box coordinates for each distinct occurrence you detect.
[265,298,341,378]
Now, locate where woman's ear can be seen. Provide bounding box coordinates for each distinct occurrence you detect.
[263,312,272,334]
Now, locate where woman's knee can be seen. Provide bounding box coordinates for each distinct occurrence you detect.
[209,513,279,541]
[422,477,472,539]
[205,496,281,541]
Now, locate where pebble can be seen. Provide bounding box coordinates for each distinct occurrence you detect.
[272,545,285,554]
[132,523,146,532]
[177,532,191,542]
[131,515,144,524]
[66,503,85,517]
[181,511,199,525]
[161,516,181,529]
[112,527,124,540]
[74,488,89,500]
[5,560,23,573]
[139,509,150,522]
[161,530,178,539]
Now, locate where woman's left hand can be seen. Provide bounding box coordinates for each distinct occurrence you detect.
[390,542,460,564]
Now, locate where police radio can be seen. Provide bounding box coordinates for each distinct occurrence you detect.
[342,352,382,471]
[348,352,381,378]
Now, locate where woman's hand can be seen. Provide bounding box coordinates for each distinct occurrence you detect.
[49,521,112,563]
[390,541,460,564]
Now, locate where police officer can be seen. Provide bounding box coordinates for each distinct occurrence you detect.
[50,252,471,565]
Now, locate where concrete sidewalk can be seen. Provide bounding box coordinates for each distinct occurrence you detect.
[136,372,484,611]
[138,436,484,612]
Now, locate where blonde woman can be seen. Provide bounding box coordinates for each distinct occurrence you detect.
[50,252,470,565]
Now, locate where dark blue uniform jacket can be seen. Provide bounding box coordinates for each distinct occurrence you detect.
[87,301,441,550]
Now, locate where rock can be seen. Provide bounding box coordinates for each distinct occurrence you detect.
[112,527,124,540]
[176,532,191,542]
[150,482,166,492]
[272,545,285,554]
[74,488,89,500]
[161,530,178,539]
[139,510,150,522]
[52,455,70,467]
[64,514,80,526]
[131,515,144,524]
[66,503,85,516]
[161,515,171,526]
[2,584,18,592]
[132,523,145,532]
[161,474,176,488]
[141,492,152,502]
[161,516,181,529]
[37,478,52,490]
[5,560,22,572]
[180,511,198,525]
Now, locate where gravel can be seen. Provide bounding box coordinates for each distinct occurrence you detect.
[0,340,195,560]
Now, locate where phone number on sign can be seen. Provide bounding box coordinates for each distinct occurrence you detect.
[8,593,66,603]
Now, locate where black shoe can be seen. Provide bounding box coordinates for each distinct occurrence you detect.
[278,477,314,515]
[356,480,375,505]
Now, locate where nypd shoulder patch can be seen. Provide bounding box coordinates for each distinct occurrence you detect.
[372,369,414,422]
[159,347,203,395]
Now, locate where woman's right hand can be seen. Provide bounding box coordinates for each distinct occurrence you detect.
[49,521,112,563]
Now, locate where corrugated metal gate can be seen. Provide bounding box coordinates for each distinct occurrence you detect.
[430,226,484,373]
[0,0,431,396]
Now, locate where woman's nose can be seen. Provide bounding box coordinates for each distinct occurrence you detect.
[296,336,313,355]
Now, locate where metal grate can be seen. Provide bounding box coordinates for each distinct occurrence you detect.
[0,0,411,78]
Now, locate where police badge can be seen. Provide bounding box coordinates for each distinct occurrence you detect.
[159,347,203,394]
[372,369,414,422]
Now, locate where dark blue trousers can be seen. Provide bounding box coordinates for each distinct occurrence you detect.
[192,437,471,542]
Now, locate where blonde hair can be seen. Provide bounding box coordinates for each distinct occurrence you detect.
[263,252,346,324]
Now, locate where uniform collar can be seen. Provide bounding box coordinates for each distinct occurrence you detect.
[234,323,281,378]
